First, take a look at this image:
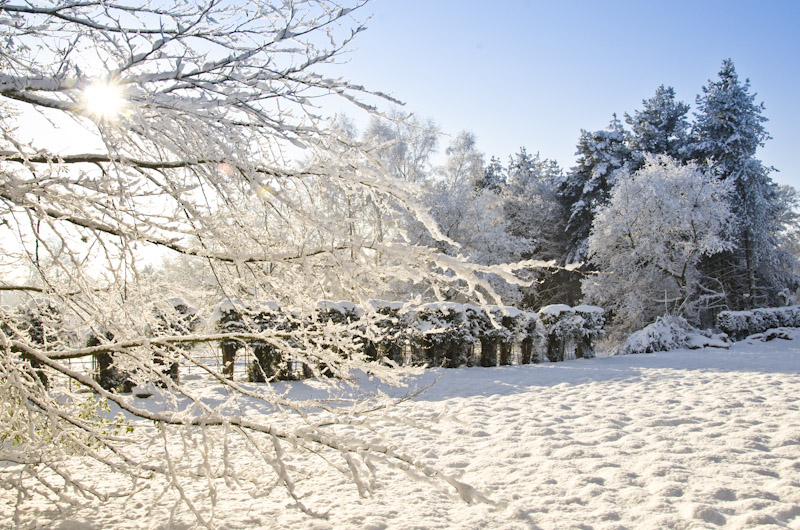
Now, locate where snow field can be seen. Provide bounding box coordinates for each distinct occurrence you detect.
[3,332,800,529]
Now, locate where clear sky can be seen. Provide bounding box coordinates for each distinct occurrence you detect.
[334,0,800,187]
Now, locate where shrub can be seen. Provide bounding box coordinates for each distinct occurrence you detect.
[410,303,473,368]
[616,315,695,355]
[716,305,800,341]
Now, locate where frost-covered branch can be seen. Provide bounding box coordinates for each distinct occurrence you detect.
[0,0,528,524]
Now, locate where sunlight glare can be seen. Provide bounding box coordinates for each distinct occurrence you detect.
[83,81,126,120]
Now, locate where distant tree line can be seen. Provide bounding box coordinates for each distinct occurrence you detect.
[353,59,799,335]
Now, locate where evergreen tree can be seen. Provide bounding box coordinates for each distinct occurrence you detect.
[625,85,691,166]
[476,156,506,192]
[501,149,577,307]
[692,59,795,309]
[503,148,565,262]
[559,115,632,264]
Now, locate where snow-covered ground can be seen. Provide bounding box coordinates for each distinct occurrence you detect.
[5,331,800,529]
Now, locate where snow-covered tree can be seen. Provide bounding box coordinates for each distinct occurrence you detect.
[692,59,795,308]
[420,133,534,304]
[475,155,505,192]
[774,185,800,302]
[0,1,511,522]
[500,149,579,307]
[583,155,734,333]
[362,111,439,184]
[625,85,691,166]
[560,115,632,264]
[503,148,565,263]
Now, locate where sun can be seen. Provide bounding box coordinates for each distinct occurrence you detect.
[83,81,126,120]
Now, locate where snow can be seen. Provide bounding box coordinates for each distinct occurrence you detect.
[366,300,405,312]
[4,332,800,529]
[209,299,280,324]
[572,304,604,314]
[538,303,572,316]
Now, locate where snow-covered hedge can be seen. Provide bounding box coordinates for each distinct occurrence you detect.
[1,297,604,387]
[152,297,200,385]
[538,304,605,362]
[716,306,800,341]
[203,300,604,379]
[211,300,568,374]
[409,302,474,368]
[212,299,290,381]
[363,300,406,366]
[1,299,75,389]
[406,303,545,368]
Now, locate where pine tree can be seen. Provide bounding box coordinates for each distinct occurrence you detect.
[625,85,690,166]
[503,148,564,262]
[476,156,506,192]
[501,149,577,307]
[692,59,795,309]
[559,115,632,264]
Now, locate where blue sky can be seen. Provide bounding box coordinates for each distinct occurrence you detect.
[335,0,799,187]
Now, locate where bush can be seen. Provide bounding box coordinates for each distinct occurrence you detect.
[616,315,695,355]
[8,299,73,388]
[574,305,605,359]
[617,315,728,355]
[538,305,584,362]
[151,297,200,385]
[410,303,473,368]
[364,300,407,366]
[716,305,800,341]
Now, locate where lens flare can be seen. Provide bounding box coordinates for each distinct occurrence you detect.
[83,81,126,120]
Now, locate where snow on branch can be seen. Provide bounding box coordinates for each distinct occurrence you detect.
[0,0,548,524]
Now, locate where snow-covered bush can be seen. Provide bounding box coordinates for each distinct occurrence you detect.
[364,301,408,366]
[151,298,200,385]
[717,305,800,340]
[247,301,290,382]
[715,310,752,342]
[538,305,584,362]
[6,299,73,389]
[617,314,728,355]
[517,311,547,364]
[211,300,293,381]
[534,304,605,361]
[486,307,518,366]
[462,305,497,367]
[574,305,605,359]
[616,315,696,355]
[212,300,250,380]
[410,303,473,368]
[314,301,366,376]
[86,329,129,392]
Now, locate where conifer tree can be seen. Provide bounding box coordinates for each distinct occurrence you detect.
[501,149,577,307]
[476,156,506,192]
[625,85,691,167]
[503,148,565,263]
[692,59,795,308]
[559,115,632,264]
